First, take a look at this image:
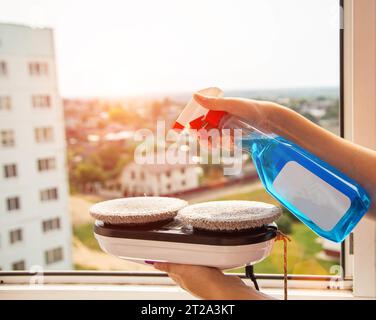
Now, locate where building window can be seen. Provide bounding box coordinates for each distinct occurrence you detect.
[37,157,56,172]
[42,217,61,233]
[165,171,171,178]
[0,96,11,111]
[6,196,20,211]
[0,61,7,76]
[140,172,145,180]
[35,127,54,143]
[45,247,63,265]
[9,228,23,244]
[3,163,17,178]
[1,130,15,147]
[12,260,25,271]
[28,62,48,76]
[181,168,185,174]
[181,180,186,186]
[40,187,59,201]
[32,95,51,109]
[131,171,136,180]
[166,183,171,191]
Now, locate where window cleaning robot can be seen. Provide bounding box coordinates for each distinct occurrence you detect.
[91,197,281,270]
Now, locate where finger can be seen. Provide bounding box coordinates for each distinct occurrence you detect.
[154,262,193,276]
[193,93,257,120]
[168,274,188,291]
[153,264,188,290]
[153,262,170,272]
[193,93,232,111]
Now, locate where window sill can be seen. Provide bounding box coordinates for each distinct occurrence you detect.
[0,272,360,299]
[0,284,356,300]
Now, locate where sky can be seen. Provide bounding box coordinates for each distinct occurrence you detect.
[0,0,340,98]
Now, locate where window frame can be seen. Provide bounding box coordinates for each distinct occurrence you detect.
[44,247,64,265]
[6,196,20,211]
[37,157,56,172]
[11,261,25,271]
[0,95,12,111]
[9,228,23,245]
[34,126,54,143]
[0,129,15,147]
[0,60,7,76]
[32,94,52,109]
[42,217,61,233]
[3,163,17,178]
[0,271,352,291]
[3,0,374,297]
[28,61,49,77]
[342,0,376,298]
[40,187,59,202]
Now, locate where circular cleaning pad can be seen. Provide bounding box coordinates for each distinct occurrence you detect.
[89,197,188,225]
[178,200,282,231]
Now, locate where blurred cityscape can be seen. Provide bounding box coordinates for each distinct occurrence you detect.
[64,87,340,273]
[0,23,340,274]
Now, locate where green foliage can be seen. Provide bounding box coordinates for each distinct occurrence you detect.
[214,187,279,204]
[276,213,293,234]
[322,103,339,120]
[92,144,131,180]
[74,264,98,270]
[291,222,322,256]
[68,142,134,192]
[73,223,101,251]
[108,106,140,125]
[282,207,299,222]
[74,162,106,186]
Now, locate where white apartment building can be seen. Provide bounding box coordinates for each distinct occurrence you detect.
[0,23,72,270]
[120,161,200,197]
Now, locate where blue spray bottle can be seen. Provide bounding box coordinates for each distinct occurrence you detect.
[219,115,370,243]
[174,88,371,242]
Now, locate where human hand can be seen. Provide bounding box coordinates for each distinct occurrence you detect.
[193,89,290,134]
[153,262,273,300]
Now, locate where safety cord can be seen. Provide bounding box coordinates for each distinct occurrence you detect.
[245,230,291,300]
[275,230,291,300]
[245,265,259,291]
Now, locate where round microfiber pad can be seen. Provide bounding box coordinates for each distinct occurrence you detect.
[89,197,188,225]
[178,200,282,231]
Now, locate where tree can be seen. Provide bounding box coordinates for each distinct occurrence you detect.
[92,143,131,180]
[322,103,339,120]
[108,106,141,125]
[73,162,106,192]
[276,212,294,234]
[150,100,163,121]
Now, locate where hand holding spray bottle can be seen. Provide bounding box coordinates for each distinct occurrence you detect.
[174,88,370,242]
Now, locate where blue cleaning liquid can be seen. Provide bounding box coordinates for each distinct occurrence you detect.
[240,133,370,242]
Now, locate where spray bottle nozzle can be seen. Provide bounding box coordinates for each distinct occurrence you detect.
[173,87,226,131]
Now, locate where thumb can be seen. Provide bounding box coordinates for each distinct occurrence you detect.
[193,93,260,120]
[193,92,230,112]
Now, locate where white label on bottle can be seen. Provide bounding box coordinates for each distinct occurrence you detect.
[272,161,351,231]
